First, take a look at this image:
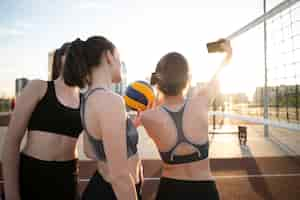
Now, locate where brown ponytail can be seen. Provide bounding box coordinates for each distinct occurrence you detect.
[51,42,70,80]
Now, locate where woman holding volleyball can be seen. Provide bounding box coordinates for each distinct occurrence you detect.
[139,39,232,199]
[62,36,142,200]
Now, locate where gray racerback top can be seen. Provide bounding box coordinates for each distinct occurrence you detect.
[80,87,139,161]
[159,101,209,164]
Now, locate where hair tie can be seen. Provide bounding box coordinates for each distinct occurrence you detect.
[73,38,86,48]
[150,72,160,85]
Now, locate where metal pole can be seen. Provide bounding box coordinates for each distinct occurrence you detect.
[276,86,279,119]
[213,100,217,130]
[264,0,269,137]
[296,85,299,121]
[286,86,289,121]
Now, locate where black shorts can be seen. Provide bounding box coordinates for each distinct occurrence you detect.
[81,170,142,200]
[156,177,220,200]
[19,153,79,200]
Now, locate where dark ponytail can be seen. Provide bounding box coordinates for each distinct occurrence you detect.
[63,36,115,88]
[63,39,88,88]
[51,42,70,80]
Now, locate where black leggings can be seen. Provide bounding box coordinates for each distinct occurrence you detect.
[156,177,220,200]
[19,153,79,200]
[81,171,142,200]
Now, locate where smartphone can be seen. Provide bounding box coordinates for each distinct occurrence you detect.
[206,40,225,53]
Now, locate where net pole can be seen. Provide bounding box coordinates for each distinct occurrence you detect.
[296,84,299,121]
[264,0,269,137]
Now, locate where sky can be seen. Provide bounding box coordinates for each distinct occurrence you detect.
[0,0,287,97]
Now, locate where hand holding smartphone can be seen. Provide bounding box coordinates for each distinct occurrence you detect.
[207,38,232,70]
[206,39,229,53]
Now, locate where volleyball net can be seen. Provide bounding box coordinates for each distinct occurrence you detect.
[209,0,300,137]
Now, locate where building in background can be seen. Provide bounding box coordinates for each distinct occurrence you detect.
[48,51,54,80]
[15,78,29,96]
[112,61,127,95]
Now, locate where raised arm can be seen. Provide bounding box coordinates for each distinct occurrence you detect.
[2,80,45,200]
[209,39,232,83]
[95,92,137,200]
[194,39,232,101]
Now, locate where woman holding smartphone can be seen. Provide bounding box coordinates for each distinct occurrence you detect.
[140,39,232,200]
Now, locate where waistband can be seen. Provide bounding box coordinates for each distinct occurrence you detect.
[95,170,142,187]
[160,177,216,184]
[20,152,78,172]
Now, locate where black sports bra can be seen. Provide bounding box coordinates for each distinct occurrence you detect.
[80,87,139,161]
[27,81,83,138]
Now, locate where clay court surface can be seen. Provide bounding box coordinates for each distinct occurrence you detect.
[0,116,299,199]
[76,156,300,200]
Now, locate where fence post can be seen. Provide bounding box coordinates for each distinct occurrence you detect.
[263,0,269,137]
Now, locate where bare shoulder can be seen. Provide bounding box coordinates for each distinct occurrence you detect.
[191,84,208,99]
[89,90,125,111]
[189,85,210,106]
[25,79,45,90]
[20,79,48,101]
[140,107,166,139]
[141,107,161,123]
[192,79,220,102]
[99,90,123,104]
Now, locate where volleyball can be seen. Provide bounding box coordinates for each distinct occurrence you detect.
[124,80,155,111]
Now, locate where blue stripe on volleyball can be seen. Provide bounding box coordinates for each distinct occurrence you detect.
[126,87,148,106]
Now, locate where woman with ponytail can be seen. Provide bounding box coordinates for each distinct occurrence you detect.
[63,36,142,200]
[2,42,83,200]
[140,39,232,200]
[51,43,70,80]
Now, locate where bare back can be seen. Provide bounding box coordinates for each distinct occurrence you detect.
[141,89,213,181]
[82,90,141,184]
